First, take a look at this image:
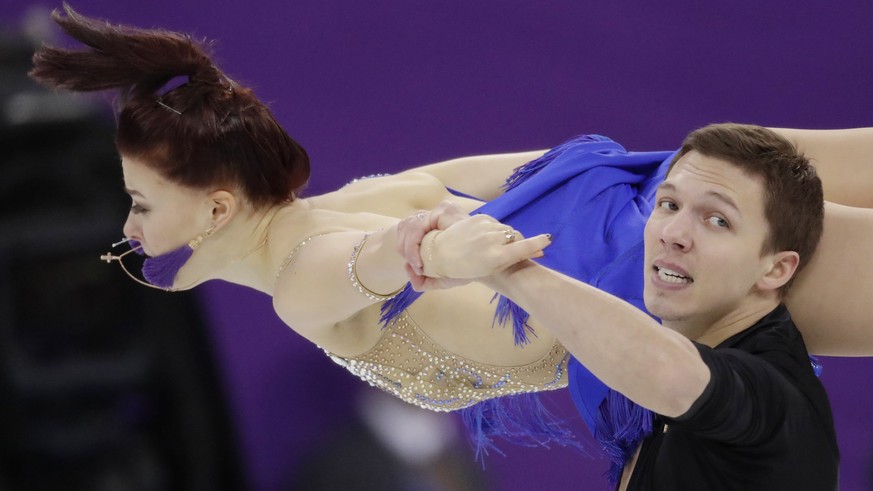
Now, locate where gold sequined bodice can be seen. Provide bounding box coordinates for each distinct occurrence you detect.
[325,311,569,412]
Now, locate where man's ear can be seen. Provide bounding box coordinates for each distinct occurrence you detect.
[757,251,800,292]
[207,190,237,230]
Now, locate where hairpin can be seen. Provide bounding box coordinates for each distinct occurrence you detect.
[156,98,183,115]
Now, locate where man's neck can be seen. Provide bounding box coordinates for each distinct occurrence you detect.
[665,299,782,348]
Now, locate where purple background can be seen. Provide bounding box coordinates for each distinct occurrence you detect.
[6,1,873,489]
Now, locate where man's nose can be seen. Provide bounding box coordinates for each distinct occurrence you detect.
[659,212,693,251]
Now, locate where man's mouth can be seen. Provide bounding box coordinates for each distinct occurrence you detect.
[656,266,693,284]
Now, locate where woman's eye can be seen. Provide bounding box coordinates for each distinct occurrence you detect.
[707,216,729,228]
[131,204,148,215]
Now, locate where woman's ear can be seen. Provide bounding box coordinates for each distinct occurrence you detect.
[757,250,800,292]
[207,190,237,229]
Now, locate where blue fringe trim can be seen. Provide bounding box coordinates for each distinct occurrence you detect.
[503,155,551,193]
[128,240,146,256]
[380,280,537,350]
[381,289,578,461]
[492,294,536,346]
[593,390,653,485]
[142,243,193,289]
[379,284,422,327]
[503,134,606,192]
[810,355,823,377]
[460,393,585,461]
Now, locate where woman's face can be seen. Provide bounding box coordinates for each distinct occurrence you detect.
[121,156,213,256]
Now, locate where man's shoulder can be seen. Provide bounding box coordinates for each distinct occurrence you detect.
[705,304,823,394]
[717,304,804,354]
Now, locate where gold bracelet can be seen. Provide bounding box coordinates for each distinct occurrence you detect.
[348,233,404,301]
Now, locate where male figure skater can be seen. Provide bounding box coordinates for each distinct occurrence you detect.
[399,124,839,489]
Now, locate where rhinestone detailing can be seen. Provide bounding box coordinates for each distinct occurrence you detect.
[276,233,403,303]
[348,233,403,302]
[325,312,569,412]
[344,173,392,186]
[276,235,323,278]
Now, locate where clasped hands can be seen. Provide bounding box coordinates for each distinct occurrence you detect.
[396,201,552,291]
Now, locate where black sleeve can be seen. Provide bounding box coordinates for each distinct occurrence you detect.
[667,342,799,447]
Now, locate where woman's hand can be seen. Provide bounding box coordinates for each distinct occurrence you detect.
[396,201,551,291]
[396,200,469,275]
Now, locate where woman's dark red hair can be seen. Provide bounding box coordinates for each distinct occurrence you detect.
[30,4,310,208]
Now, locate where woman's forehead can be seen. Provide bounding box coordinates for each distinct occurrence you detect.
[121,156,183,200]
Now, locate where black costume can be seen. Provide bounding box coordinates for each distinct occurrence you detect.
[626,305,839,490]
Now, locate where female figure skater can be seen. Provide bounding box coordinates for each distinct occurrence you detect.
[29,6,569,447]
[30,5,873,471]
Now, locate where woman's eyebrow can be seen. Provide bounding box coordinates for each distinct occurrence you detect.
[124,186,145,198]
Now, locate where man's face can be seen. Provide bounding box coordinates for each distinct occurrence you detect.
[643,151,777,339]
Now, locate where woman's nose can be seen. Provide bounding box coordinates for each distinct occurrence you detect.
[122,213,137,239]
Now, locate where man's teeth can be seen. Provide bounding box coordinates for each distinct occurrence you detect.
[657,267,692,284]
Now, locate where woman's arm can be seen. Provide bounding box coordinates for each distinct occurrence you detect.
[786,202,873,356]
[407,127,873,207]
[400,150,547,201]
[273,227,408,337]
[771,127,873,208]
[272,173,466,342]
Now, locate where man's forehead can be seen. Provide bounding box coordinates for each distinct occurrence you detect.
[660,153,766,213]
[666,152,757,187]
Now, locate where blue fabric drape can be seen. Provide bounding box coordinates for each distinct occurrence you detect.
[383,135,676,474]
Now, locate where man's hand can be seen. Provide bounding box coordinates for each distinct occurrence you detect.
[396,201,551,291]
[396,200,469,275]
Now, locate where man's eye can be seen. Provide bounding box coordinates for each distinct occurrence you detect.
[707,216,729,228]
[658,200,678,211]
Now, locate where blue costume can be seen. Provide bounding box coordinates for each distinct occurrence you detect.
[383,134,677,479]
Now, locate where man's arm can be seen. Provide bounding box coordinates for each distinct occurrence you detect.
[482,259,711,417]
[397,202,710,417]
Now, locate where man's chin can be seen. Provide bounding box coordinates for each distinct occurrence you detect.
[644,299,686,323]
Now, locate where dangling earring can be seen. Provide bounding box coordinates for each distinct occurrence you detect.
[141,225,216,289]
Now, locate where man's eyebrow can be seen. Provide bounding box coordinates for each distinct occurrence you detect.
[704,190,741,215]
[655,182,676,194]
[656,182,741,215]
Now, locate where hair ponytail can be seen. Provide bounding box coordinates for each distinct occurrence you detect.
[30,4,310,208]
[32,4,214,97]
